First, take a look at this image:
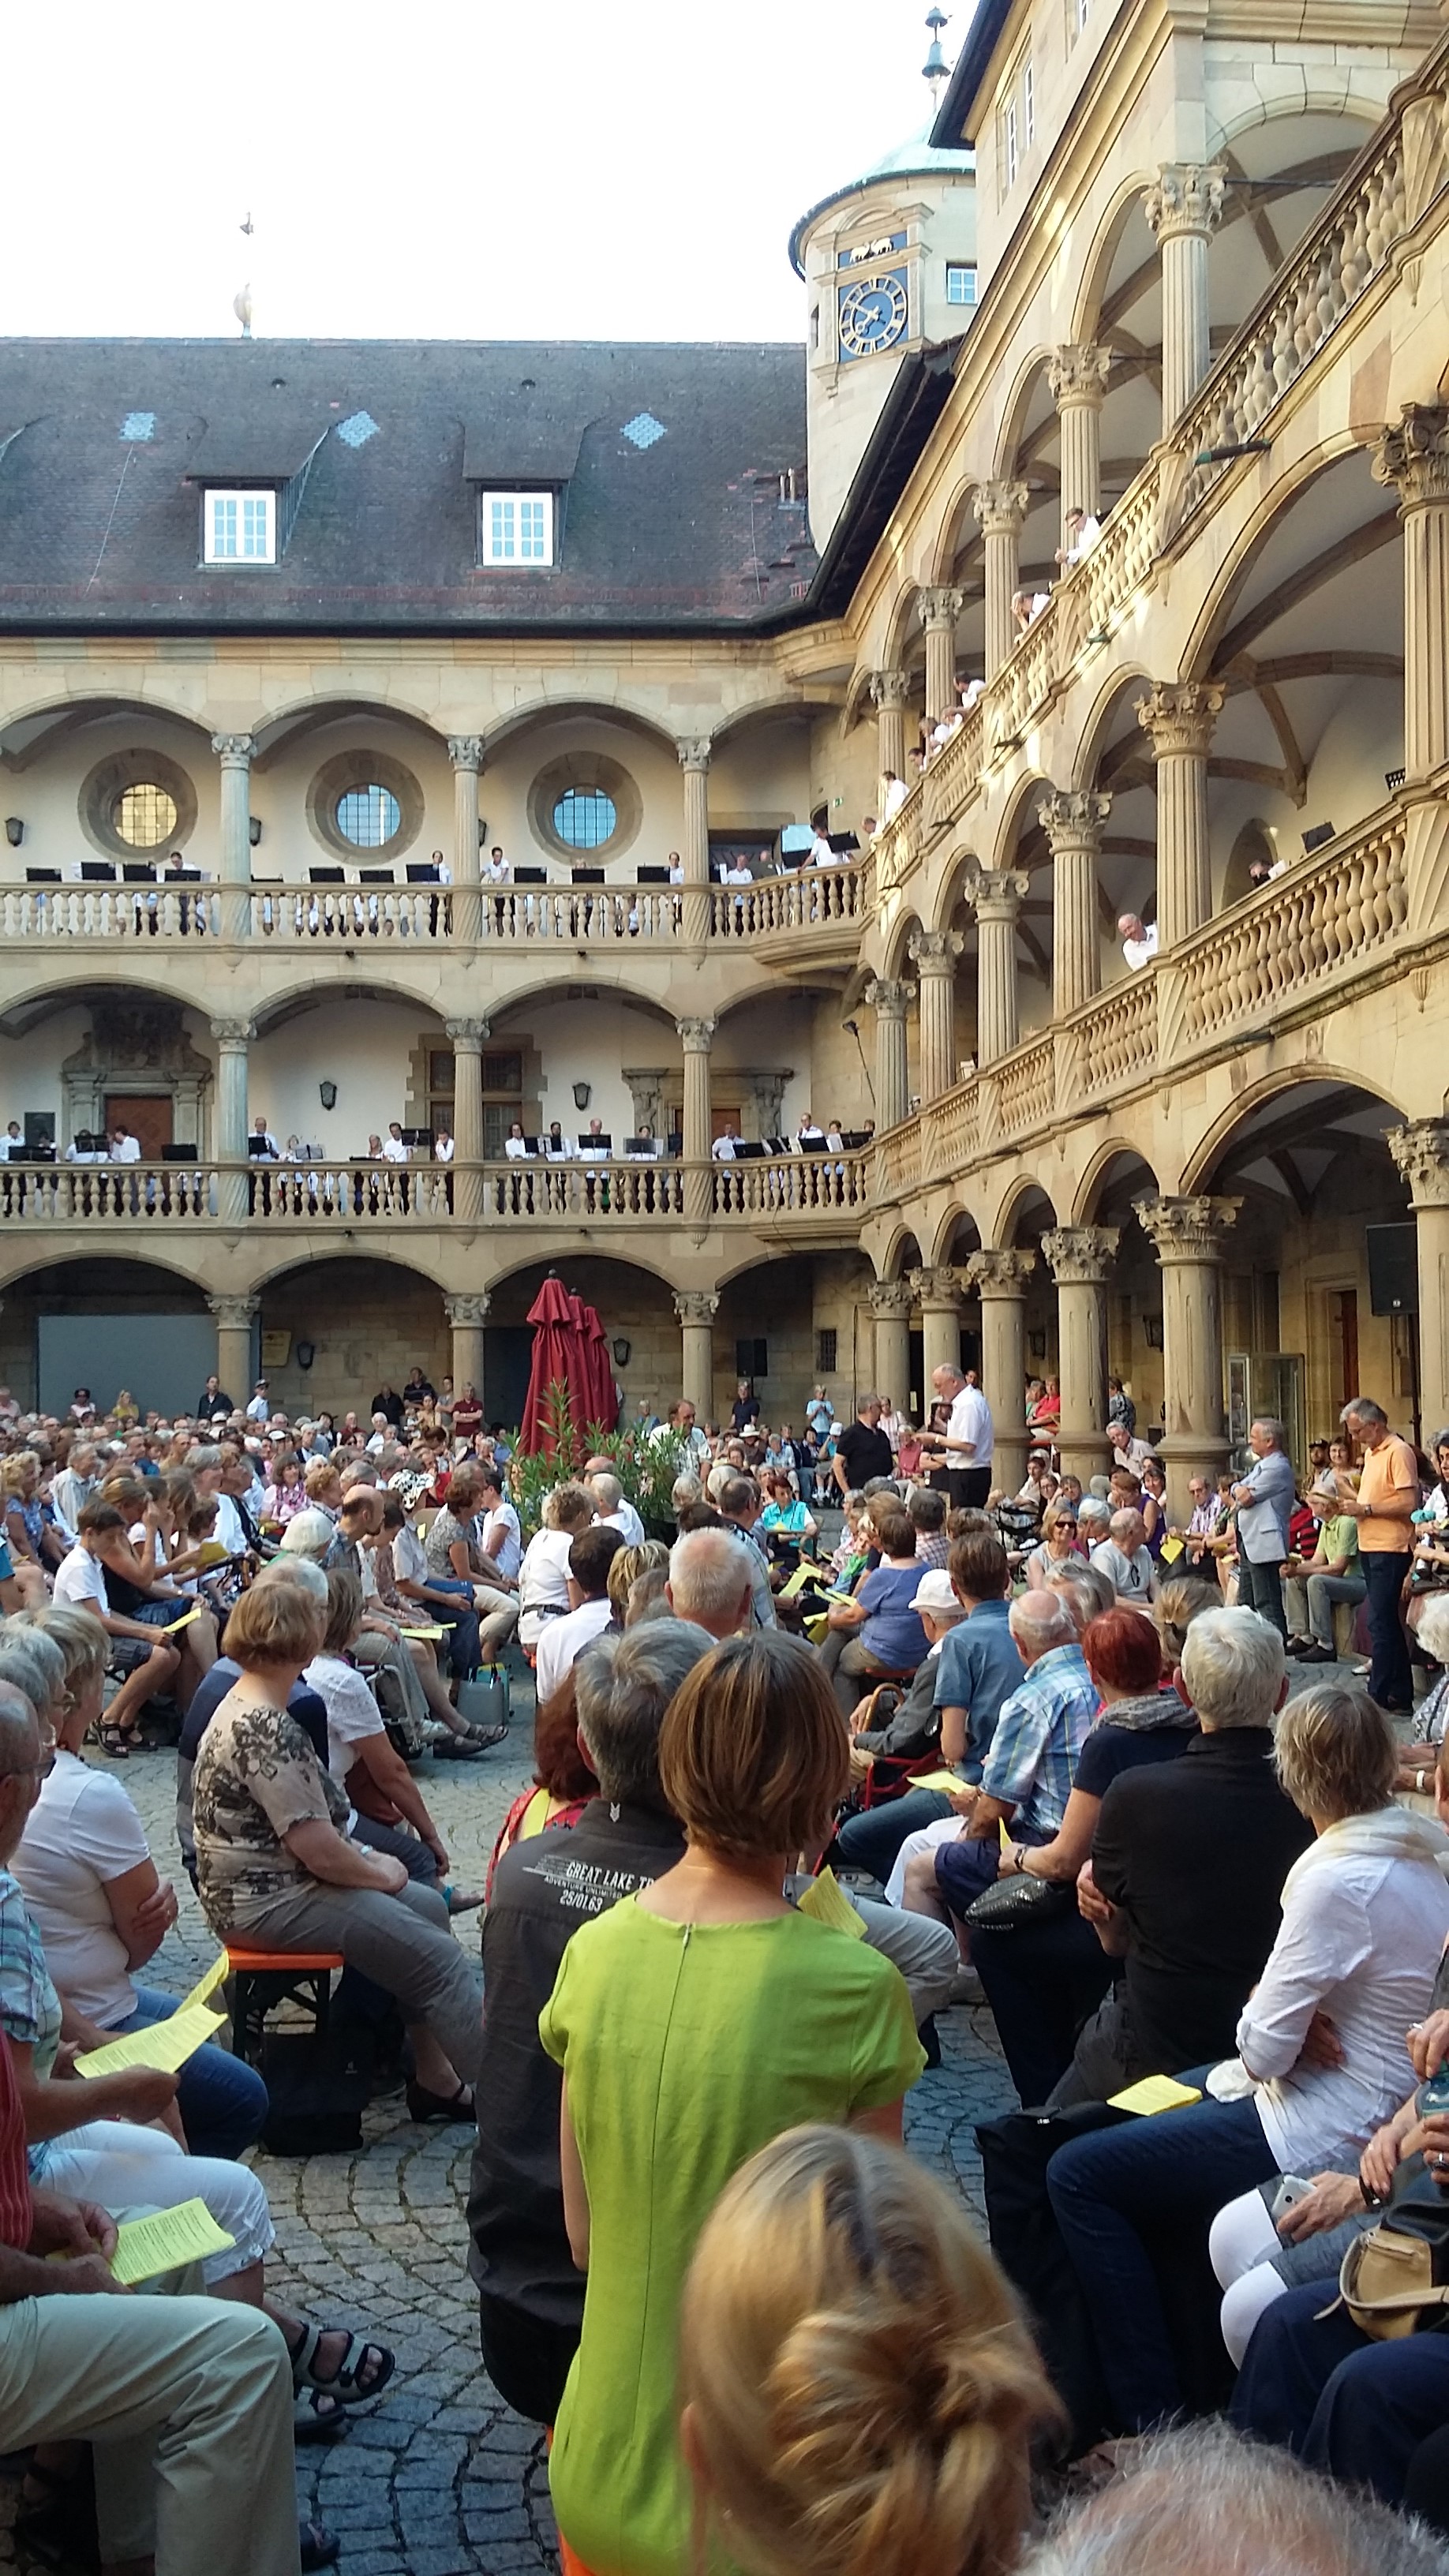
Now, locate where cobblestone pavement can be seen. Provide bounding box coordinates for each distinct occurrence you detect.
[1,1638,1377,2574]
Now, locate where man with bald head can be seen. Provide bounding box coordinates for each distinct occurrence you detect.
[900,1588,1097,1929]
[665,1529,754,1641]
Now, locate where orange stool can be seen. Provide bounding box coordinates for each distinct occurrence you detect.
[223,1945,344,2069]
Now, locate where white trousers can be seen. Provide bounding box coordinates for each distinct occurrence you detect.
[38,2117,273,2282]
[1209,2184,1290,2364]
[885,1814,963,1909]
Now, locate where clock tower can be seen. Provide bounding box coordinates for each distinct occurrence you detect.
[789,18,976,550]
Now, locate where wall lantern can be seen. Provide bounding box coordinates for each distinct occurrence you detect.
[572,1081,591,1110]
[4,818,23,848]
[249,817,264,846]
[295,1340,316,1371]
[319,1080,338,1112]
[1144,1315,1165,1350]
[612,1337,631,1368]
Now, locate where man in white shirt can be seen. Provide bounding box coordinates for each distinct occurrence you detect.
[50,1444,99,1545]
[578,1120,609,1163]
[382,1123,410,1164]
[534,1524,625,1704]
[711,1125,739,1162]
[481,845,511,886]
[542,1123,575,1163]
[809,825,835,867]
[0,1122,19,1163]
[504,1125,532,1161]
[1118,912,1159,972]
[586,1466,645,1549]
[1057,506,1102,569]
[650,1398,710,1470]
[433,1125,455,1163]
[477,1466,522,1586]
[245,1381,271,1424]
[667,850,684,886]
[881,773,908,822]
[917,1362,994,1511]
[248,1117,279,1159]
[796,1114,825,1146]
[109,1126,141,1164]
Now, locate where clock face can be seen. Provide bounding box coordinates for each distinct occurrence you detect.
[837,271,908,359]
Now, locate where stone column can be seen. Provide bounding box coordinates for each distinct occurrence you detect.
[1136,682,1225,949]
[444,1290,489,1400]
[1374,406,1449,785]
[908,930,964,1100]
[920,588,964,725]
[910,1267,964,1387]
[677,1015,715,1225]
[212,733,254,942]
[208,1293,258,1401]
[1135,1194,1240,1515]
[210,1015,251,1223]
[868,669,910,793]
[1038,790,1110,1017]
[445,1016,489,1222]
[1389,1122,1449,1434]
[1042,1226,1119,1484]
[1144,164,1226,428]
[973,481,1030,680]
[869,1279,915,1413]
[447,736,484,942]
[864,978,914,1132]
[966,871,1029,1064]
[1047,344,1112,546]
[968,1248,1039,1496]
[674,1289,719,1420]
[678,737,713,942]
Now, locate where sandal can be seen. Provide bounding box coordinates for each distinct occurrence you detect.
[300,2517,340,2571]
[287,2322,396,2407]
[406,2077,476,2124]
[432,1732,486,1760]
[464,1720,509,1750]
[446,1885,485,1915]
[294,2388,351,2443]
[93,1720,133,1758]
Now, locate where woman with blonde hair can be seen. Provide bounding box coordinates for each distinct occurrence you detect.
[605,1537,669,1627]
[680,2125,1055,2576]
[541,1631,925,2576]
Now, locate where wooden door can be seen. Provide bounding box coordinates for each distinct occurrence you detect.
[104,1095,173,1159]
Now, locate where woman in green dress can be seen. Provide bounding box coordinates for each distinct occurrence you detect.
[540,1631,926,2576]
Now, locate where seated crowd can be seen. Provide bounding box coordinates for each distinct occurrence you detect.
[2,1354,1449,2572]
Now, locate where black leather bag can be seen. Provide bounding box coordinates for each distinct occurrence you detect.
[964,1869,1075,1931]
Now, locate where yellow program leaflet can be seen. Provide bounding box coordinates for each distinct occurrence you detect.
[110,2200,236,2285]
[1107,2075,1204,2117]
[74,2002,226,2079]
[796,1867,867,1940]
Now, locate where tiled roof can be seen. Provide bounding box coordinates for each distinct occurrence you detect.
[0,338,816,632]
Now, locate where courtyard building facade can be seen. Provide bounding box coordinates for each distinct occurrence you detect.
[0,0,1446,1484]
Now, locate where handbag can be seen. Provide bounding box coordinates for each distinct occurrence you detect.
[1336,2178,1449,2339]
[963,1869,1075,1931]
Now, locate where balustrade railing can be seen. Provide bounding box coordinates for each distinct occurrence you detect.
[997,1038,1056,1137]
[1174,809,1408,1043]
[1070,975,1159,1100]
[708,864,867,938]
[0,887,222,942]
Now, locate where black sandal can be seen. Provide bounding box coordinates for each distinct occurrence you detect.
[288,2323,396,2407]
[300,2517,340,2571]
[93,1720,133,1758]
[406,2078,476,2123]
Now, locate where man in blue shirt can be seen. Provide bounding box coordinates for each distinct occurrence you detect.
[1230,1416,1297,1640]
[834,1528,1022,1884]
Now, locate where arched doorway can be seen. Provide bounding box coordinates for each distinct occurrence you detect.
[1,1256,212,1417]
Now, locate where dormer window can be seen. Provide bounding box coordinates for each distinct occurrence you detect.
[481,490,554,566]
[203,489,276,564]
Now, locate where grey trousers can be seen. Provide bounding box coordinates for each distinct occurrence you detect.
[1283,1569,1366,1649]
[472,1582,521,1661]
[785,1877,957,2025]
[224,1874,481,2084]
[0,2255,298,2573]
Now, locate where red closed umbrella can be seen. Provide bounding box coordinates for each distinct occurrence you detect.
[578,1300,617,1433]
[519,1274,580,1456]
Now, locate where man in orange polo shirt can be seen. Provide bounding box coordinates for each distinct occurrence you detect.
[1339,1397,1420,1711]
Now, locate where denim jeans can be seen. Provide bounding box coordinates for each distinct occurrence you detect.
[836,1787,956,1885]
[110,1986,268,2161]
[1237,1556,1286,1638]
[1230,2276,1449,2504]
[1361,1548,1413,1707]
[1046,2091,1278,2429]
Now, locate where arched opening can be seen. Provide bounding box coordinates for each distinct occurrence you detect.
[255,1253,452,1427]
[1189,1079,1411,1453]
[713,1249,877,1431]
[0,1256,212,1417]
[1074,673,1166,975]
[486,1253,683,1432]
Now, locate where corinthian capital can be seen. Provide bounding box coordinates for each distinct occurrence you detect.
[864,976,915,1020]
[919,586,964,632]
[1389,1120,1449,1208]
[1037,788,1111,848]
[211,732,255,765]
[1136,680,1226,761]
[973,479,1031,539]
[674,1290,720,1326]
[444,1292,491,1327]
[1046,343,1113,409]
[444,1017,490,1049]
[966,868,1030,923]
[868,1279,915,1322]
[1144,163,1226,243]
[1042,1226,1120,1287]
[967,1247,1039,1298]
[206,1294,259,1327]
[908,927,964,975]
[677,736,713,772]
[867,668,911,711]
[908,1264,963,1312]
[447,736,485,770]
[1373,404,1449,511]
[676,1015,716,1051]
[1133,1193,1241,1260]
[209,1016,253,1047]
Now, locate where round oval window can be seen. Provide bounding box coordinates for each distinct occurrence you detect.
[335,784,402,848]
[552,788,617,850]
[112,782,178,849]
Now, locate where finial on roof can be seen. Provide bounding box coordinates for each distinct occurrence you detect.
[922,7,950,108]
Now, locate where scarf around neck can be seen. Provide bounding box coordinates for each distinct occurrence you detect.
[1280,1804,1449,1905]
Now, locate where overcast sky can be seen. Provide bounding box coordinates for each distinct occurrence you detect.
[4,0,957,345]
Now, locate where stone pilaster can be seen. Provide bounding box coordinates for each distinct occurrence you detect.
[973,480,1031,679]
[1135,1193,1240,1513]
[445,1017,489,1222]
[1047,343,1113,542]
[207,1292,258,1401]
[210,1015,252,1222]
[867,668,910,796]
[1373,406,1449,788]
[674,1289,719,1420]
[677,738,713,942]
[212,733,254,940]
[1042,1226,1120,1483]
[920,587,964,724]
[1389,1121,1449,1434]
[909,1265,964,1387]
[864,977,915,1132]
[968,1247,1038,1494]
[1144,163,1226,425]
[966,870,1029,1063]
[1038,789,1110,1017]
[908,929,964,1101]
[444,1290,490,1402]
[676,1016,715,1225]
[1136,681,1225,951]
[447,736,484,941]
[868,1279,915,1413]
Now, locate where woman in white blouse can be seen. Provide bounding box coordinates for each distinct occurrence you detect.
[301,1570,478,1909]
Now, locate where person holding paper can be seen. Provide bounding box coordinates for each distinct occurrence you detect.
[52,1501,187,1753]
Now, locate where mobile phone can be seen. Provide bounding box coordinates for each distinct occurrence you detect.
[1417,2069,1449,2117]
[1270,2174,1313,2221]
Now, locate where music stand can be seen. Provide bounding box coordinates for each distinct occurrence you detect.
[515,866,547,885]
[80,862,117,882]
[635,866,669,884]
[406,865,441,884]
